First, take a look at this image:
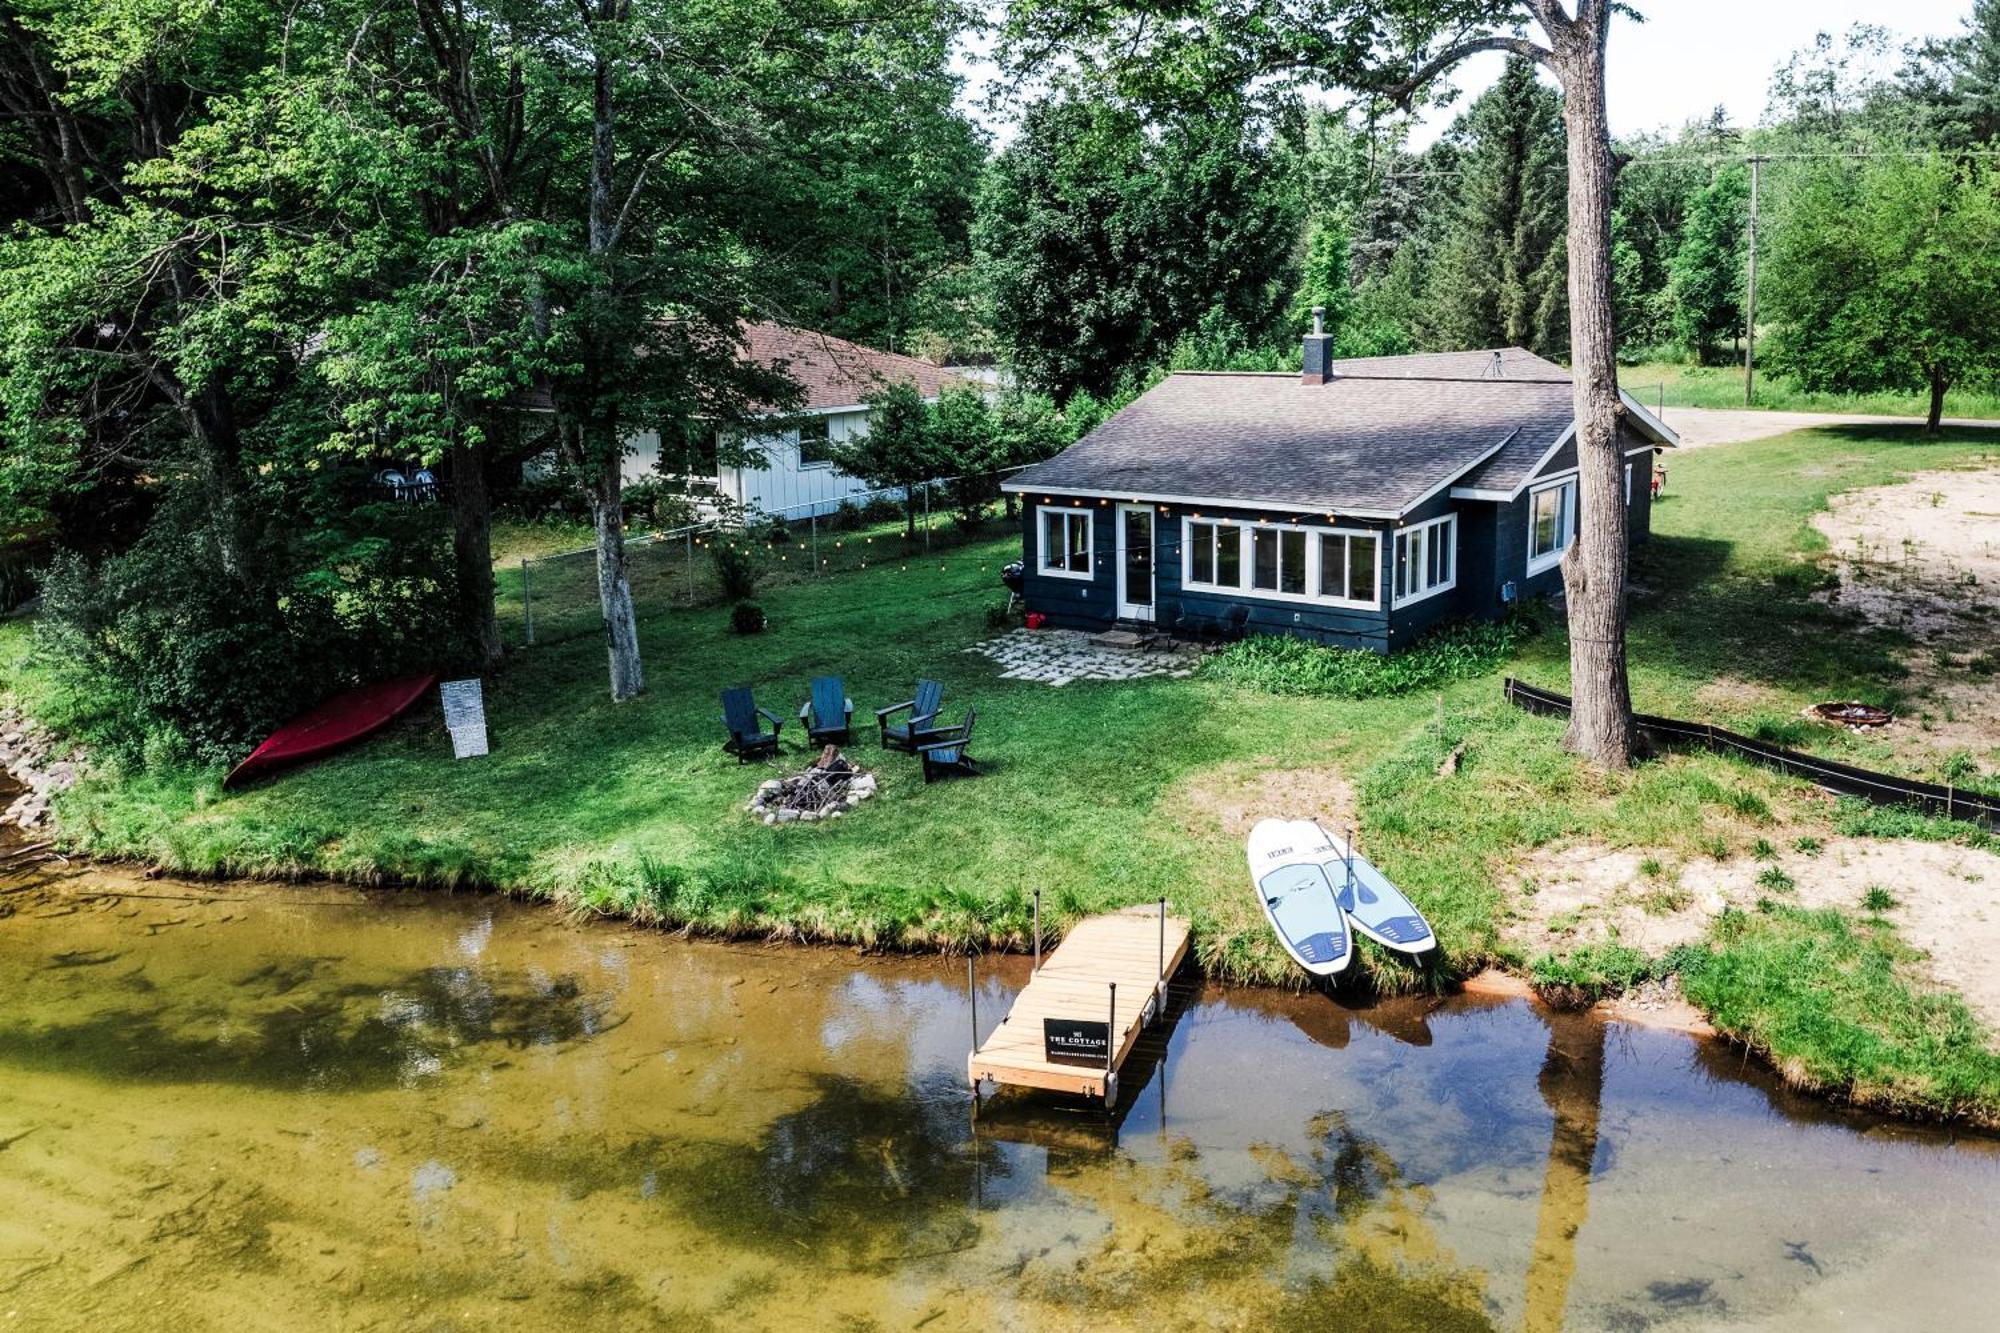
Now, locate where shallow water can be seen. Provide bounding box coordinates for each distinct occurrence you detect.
[2,871,1997,1331]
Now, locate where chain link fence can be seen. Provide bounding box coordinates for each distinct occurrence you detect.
[498,466,1030,648]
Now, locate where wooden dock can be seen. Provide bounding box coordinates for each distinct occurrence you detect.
[968,902,1190,1100]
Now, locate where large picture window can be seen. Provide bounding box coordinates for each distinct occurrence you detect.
[1527,477,1577,573]
[1182,518,1378,608]
[1039,507,1092,578]
[1393,514,1456,605]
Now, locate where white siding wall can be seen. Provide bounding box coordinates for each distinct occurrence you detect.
[621,405,884,518]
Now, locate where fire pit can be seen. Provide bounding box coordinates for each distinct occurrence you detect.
[1807,701,1894,730]
[748,746,877,824]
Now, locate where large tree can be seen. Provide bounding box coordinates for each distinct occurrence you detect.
[1003,0,1646,767]
[1763,151,2000,433]
[1424,55,1569,355]
[976,95,1299,400]
[1665,165,1748,365]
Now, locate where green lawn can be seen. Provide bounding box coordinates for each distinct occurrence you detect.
[13,424,2000,1121]
[1621,359,2000,419]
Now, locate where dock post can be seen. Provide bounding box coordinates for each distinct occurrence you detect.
[1033,890,1042,973]
[1105,982,1117,1098]
[1156,897,1167,1016]
[967,954,978,1060]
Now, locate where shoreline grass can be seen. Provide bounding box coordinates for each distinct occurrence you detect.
[9,422,2000,1122]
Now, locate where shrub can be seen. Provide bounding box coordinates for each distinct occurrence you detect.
[1862,886,1897,912]
[709,541,763,601]
[621,479,703,530]
[1198,612,1541,699]
[34,492,454,767]
[984,602,1017,631]
[730,601,767,635]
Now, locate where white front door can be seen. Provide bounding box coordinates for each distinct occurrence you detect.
[1115,504,1156,622]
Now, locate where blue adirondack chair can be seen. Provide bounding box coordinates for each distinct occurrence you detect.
[877,678,944,753]
[720,686,783,762]
[917,708,977,783]
[797,676,854,746]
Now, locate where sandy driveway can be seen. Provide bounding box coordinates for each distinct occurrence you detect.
[1659,407,2000,449]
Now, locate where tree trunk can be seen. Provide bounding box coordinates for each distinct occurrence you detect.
[449,441,503,672]
[1926,366,1947,435]
[1523,1011,1606,1333]
[905,485,919,541]
[584,428,644,701]
[183,376,253,583]
[1550,16,1636,769]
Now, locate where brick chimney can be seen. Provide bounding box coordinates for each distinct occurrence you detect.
[1301,306,1334,385]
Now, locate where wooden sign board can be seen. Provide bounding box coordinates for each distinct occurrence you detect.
[440,678,488,759]
[1043,1017,1110,1066]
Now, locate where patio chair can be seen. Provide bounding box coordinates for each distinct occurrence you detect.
[720,686,784,762]
[877,678,945,753]
[797,675,854,746]
[917,708,977,783]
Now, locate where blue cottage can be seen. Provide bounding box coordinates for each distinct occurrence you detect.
[1001,333,1678,652]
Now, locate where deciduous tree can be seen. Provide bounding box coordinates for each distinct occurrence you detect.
[1763,151,2000,434]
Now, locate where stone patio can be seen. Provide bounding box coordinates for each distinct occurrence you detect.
[963,628,1199,686]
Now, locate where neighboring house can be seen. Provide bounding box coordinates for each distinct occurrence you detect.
[620,322,966,518]
[1000,332,1677,652]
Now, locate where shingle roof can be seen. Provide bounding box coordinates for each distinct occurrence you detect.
[512,321,963,413]
[1330,347,1571,382]
[1004,349,1578,517]
[744,322,964,411]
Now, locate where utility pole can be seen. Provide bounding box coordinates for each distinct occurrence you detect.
[1743,155,1766,407]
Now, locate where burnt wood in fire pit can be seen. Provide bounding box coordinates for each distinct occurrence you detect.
[747,747,877,824]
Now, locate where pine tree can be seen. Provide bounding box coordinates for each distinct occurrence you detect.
[1424,57,1569,355]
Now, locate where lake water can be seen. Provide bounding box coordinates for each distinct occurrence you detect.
[2,869,1997,1331]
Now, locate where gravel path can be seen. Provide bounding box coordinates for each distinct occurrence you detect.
[1660,407,2000,449]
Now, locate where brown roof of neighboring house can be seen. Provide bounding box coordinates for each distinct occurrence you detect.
[512,321,963,414]
[744,321,964,411]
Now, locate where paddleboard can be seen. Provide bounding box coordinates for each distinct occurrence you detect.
[1295,820,1438,955]
[1246,818,1353,976]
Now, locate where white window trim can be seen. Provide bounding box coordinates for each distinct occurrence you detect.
[796,422,837,471]
[1180,517,1382,610]
[1526,476,1576,576]
[1037,505,1095,581]
[1391,513,1458,608]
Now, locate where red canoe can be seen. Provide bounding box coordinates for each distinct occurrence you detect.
[224,674,438,788]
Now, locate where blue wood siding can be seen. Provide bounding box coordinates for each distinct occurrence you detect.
[1018,426,1662,654]
[1019,499,1394,649]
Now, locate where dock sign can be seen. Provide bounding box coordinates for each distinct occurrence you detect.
[1043,1017,1110,1065]
[440,678,489,759]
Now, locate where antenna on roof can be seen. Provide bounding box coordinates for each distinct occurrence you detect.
[1485,350,1505,379]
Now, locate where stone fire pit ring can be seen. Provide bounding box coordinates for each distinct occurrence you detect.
[748,746,877,824]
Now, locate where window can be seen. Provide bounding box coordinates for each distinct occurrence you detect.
[1527,477,1577,573]
[798,417,833,466]
[1316,532,1378,606]
[1252,528,1307,596]
[1184,518,1378,607]
[1039,507,1092,578]
[1187,520,1244,589]
[1393,514,1456,604]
